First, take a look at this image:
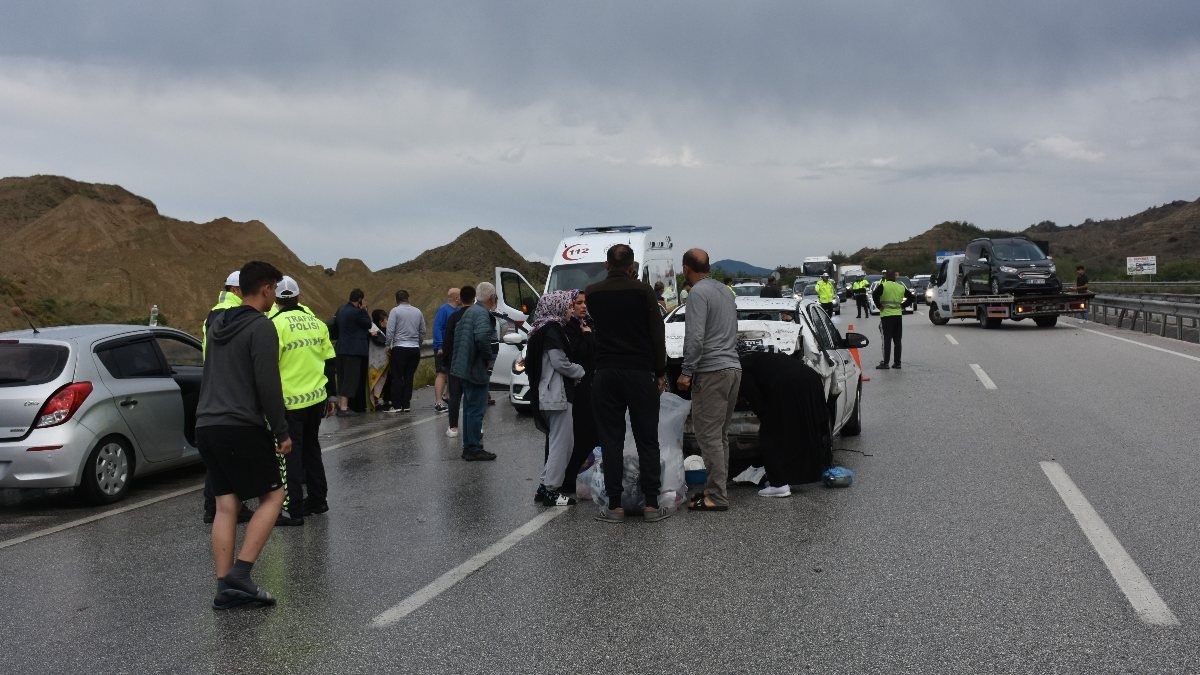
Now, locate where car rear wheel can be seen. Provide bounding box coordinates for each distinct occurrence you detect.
[842,383,862,436]
[1034,315,1058,328]
[77,436,133,504]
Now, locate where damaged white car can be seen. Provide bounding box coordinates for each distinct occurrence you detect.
[664,296,868,455]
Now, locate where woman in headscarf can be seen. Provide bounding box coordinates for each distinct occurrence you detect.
[559,290,597,494]
[366,308,391,411]
[525,290,585,506]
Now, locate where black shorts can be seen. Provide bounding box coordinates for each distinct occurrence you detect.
[337,354,364,397]
[435,352,448,374]
[196,425,283,500]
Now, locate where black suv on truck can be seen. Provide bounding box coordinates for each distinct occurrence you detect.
[960,237,1061,296]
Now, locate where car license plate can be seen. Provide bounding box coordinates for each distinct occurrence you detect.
[738,339,763,350]
[1026,278,1046,284]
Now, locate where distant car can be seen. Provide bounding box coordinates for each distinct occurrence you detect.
[663,297,866,458]
[0,324,205,503]
[732,283,765,297]
[910,275,931,300]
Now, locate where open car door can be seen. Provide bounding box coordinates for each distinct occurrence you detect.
[494,267,541,324]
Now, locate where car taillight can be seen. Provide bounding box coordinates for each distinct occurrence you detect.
[35,382,93,428]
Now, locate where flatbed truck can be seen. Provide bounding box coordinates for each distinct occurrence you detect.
[928,255,1093,329]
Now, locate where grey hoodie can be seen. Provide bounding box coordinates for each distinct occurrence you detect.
[197,305,289,441]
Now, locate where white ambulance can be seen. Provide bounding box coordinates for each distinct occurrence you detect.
[544,226,679,307]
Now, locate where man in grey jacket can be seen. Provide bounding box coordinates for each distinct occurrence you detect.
[451,282,499,461]
[197,260,293,609]
[676,248,742,512]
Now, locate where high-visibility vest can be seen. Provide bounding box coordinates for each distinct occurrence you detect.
[816,279,835,303]
[271,305,336,410]
[202,291,242,358]
[879,280,906,317]
[852,279,869,296]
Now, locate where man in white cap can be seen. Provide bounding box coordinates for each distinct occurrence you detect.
[815,272,836,316]
[269,276,337,524]
[201,270,254,525]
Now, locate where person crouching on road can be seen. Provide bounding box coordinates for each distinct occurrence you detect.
[525,291,586,506]
[677,248,742,513]
[197,260,291,609]
[270,276,337,525]
[451,282,499,461]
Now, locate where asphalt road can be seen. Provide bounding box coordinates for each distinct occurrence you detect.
[3,311,1200,674]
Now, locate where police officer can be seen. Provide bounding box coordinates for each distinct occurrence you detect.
[270,276,337,524]
[871,270,915,369]
[201,271,254,525]
[815,272,836,316]
[851,276,870,318]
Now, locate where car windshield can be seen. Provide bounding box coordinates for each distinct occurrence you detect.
[992,240,1048,261]
[0,343,70,387]
[546,262,609,293]
[801,284,818,296]
[733,285,764,296]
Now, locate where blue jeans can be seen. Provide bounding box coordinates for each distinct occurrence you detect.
[461,382,489,455]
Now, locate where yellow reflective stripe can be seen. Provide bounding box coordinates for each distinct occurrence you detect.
[283,387,328,408]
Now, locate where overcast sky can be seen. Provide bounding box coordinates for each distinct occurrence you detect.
[2,1,1198,270]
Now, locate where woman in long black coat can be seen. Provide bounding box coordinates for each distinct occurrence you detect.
[559,290,597,494]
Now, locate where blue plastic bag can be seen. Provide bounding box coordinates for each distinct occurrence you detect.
[822,466,855,488]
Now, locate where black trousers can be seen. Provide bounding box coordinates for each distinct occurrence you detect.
[560,381,597,492]
[447,374,463,429]
[283,401,328,514]
[592,369,660,509]
[881,315,903,365]
[389,346,422,408]
[855,295,868,316]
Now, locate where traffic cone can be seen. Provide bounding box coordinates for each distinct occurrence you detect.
[847,324,870,381]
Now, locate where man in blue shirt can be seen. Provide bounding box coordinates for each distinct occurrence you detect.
[431,288,461,414]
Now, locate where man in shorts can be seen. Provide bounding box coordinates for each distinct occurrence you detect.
[197,260,293,609]
[432,287,461,413]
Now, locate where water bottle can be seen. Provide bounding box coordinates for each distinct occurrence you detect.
[149,304,159,327]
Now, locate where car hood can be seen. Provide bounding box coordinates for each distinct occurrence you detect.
[665,320,801,359]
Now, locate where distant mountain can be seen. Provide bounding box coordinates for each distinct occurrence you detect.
[849,198,1200,278]
[0,175,547,332]
[713,259,773,277]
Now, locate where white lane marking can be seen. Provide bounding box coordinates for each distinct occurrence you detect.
[969,363,997,389]
[0,415,441,551]
[1081,327,1200,364]
[1040,461,1180,627]
[945,334,959,345]
[371,509,568,628]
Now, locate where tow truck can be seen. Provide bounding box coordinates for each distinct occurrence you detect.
[927,255,1092,329]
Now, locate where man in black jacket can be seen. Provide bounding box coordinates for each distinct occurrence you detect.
[585,244,669,523]
[333,288,373,415]
[197,260,292,610]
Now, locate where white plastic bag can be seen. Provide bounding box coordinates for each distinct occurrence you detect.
[590,394,691,512]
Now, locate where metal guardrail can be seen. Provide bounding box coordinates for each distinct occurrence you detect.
[1089,281,1200,288]
[1087,294,1200,343]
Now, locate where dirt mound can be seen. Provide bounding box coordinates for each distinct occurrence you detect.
[0,176,547,333]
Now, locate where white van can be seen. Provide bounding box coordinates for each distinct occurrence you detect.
[544,226,678,308]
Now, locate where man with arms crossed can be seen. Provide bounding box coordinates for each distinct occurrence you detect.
[677,249,742,511]
[197,260,292,609]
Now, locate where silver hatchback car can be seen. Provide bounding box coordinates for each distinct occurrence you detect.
[0,324,204,503]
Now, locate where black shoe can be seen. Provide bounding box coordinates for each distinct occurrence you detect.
[304,501,329,515]
[892,363,902,369]
[463,450,497,461]
[274,513,304,527]
[876,362,890,370]
[536,485,576,506]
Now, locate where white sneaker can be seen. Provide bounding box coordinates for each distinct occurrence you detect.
[445,428,459,438]
[758,484,791,498]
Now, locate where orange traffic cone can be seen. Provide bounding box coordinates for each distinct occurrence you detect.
[848,324,870,381]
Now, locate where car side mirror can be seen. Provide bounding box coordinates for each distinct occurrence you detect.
[502,332,525,346]
[978,257,989,264]
[844,332,869,349]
